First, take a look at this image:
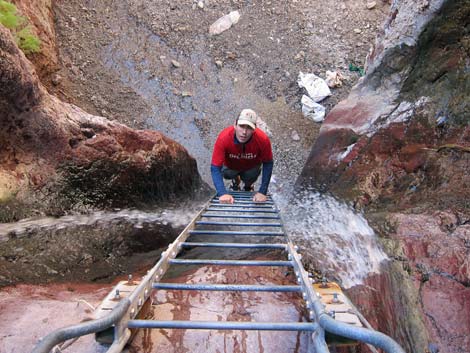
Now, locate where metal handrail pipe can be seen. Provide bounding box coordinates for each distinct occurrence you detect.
[169,259,293,266]
[319,314,406,353]
[181,242,287,249]
[128,320,318,331]
[153,283,302,292]
[31,299,131,353]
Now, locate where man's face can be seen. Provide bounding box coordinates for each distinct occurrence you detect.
[234,123,255,143]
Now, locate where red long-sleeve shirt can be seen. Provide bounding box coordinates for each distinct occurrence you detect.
[211,126,273,171]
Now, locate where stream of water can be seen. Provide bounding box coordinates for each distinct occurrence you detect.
[0,206,201,239]
[1,185,387,290]
[273,185,388,289]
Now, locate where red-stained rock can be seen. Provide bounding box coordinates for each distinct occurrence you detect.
[392,213,470,285]
[321,93,396,135]
[0,263,310,353]
[421,275,470,353]
[297,1,470,353]
[0,25,207,221]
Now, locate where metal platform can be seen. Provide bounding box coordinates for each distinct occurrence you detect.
[31,192,405,353]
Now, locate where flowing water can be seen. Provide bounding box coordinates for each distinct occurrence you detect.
[1,186,387,290]
[0,205,202,239]
[273,185,388,289]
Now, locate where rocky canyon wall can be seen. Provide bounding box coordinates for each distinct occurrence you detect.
[0,18,206,222]
[297,1,469,352]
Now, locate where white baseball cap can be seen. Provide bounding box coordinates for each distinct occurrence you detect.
[237,109,257,129]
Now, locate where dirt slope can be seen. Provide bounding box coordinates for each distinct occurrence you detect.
[50,0,389,188]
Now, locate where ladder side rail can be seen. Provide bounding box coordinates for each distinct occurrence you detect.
[118,202,210,346]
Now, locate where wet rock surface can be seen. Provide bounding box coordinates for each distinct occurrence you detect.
[0,206,205,286]
[298,1,470,352]
[0,25,208,222]
[0,260,308,353]
[0,283,111,353]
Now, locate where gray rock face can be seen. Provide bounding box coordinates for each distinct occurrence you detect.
[297,1,470,352]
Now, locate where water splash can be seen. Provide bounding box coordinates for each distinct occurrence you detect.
[273,187,388,289]
[0,205,203,239]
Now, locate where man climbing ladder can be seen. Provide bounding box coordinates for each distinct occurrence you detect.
[211,109,274,204]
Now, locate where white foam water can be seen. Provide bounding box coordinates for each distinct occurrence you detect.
[0,205,203,238]
[273,187,388,289]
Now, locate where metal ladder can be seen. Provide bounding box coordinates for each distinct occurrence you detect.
[32,192,405,353]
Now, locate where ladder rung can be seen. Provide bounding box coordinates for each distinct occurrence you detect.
[208,204,275,209]
[207,208,278,213]
[220,196,273,201]
[169,259,293,266]
[128,320,316,331]
[201,214,280,220]
[212,200,274,205]
[153,283,301,292]
[189,230,285,236]
[181,242,287,249]
[227,191,262,195]
[196,221,282,227]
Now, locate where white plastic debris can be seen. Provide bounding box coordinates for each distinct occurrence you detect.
[325,70,344,88]
[209,11,240,35]
[301,95,326,122]
[337,143,356,161]
[297,72,331,102]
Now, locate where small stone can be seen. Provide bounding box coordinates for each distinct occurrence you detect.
[418,0,430,11]
[294,51,305,61]
[353,28,362,34]
[366,1,376,9]
[215,60,223,68]
[181,91,192,97]
[197,1,204,9]
[291,130,300,141]
[171,60,181,68]
[51,74,62,86]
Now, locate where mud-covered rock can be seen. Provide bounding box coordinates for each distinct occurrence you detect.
[0,217,180,286]
[0,25,209,222]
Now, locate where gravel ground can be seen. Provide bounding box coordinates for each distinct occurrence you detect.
[51,0,389,192]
